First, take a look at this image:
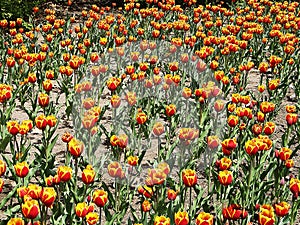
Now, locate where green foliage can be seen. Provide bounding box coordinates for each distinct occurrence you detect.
[0,0,44,20]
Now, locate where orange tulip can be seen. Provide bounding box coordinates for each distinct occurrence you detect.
[86,212,99,225]
[0,178,3,193]
[195,212,213,225]
[153,122,165,136]
[136,111,147,125]
[274,202,290,217]
[75,202,88,218]
[154,216,170,225]
[141,200,152,212]
[107,161,125,179]
[14,161,29,178]
[0,159,5,176]
[182,169,197,187]
[22,199,39,219]
[110,95,121,108]
[27,184,41,199]
[289,178,300,198]
[218,170,233,186]
[68,138,84,157]
[7,120,19,135]
[57,166,72,182]
[7,218,25,225]
[175,211,189,225]
[286,113,298,126]
[258,205,275,225]
[263,122,276,135]
[35,114,47,130]
[127,156,139,166]
[40,187,56,207]
[82,165,95,185]
[92,189,108,207]
[166,104,176,117]
[167,189,178,201]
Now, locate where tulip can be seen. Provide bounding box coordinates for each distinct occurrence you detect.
[245,140,259,155]
[207,136,219,149]
[258,62,268,73]
[166,104,176,117]
[227,115,239,127]
[222,204,247,220]
[0,159,6,176]
[38,93,50,107]
[7,218,25,225]
[125,92,137,106]
[286,113,298,126]
[141,200,152,212]
[68,138,84,158]
[289,178,300,198]
[218,170,233,186]
[107,162,125,179]
[92,189,108,207]
[0,178,3,193]
[137,185,153,198]
[167,189,177,201]
[57,166,72,182]
[154,215,170,225]
[252,124,262,135]
[86,212,99,225]
[285,159,294,169]
[62,132,73,143]
[46,115,57,127]
[83,98,95,110]
[274,202,290,217]
[145,169,167,186]
[167,61,179,72]
[268,79,280,91]
[258,205,275,225]
[278,147,292,161]
[136,111,147,124]
[214,100,225,112]
[182,87,192,99]
[182,169,197,187]
[40,187,56,207]
[7,120,19,135]
[27,184,41,199]
[195,212,213,225]
[127,156,139,166]
[75,202,88,218]
[22,199,39,219]
[175,211,189,225]
[82,165,95,185]
[107,77,121,91]
[14,161,29,178]
[153,122,165,136]
[35,114,48,130]
[218,157,232,170]
[285,105,296,113]
[110,95,121,108]
[263,122,276,135]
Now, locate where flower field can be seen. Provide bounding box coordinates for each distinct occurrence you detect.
[0,0,300,224]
